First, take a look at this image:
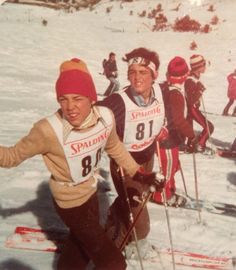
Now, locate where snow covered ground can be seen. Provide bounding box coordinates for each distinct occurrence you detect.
[0,0,236,269]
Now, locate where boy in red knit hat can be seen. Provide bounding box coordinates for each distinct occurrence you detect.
[0,58,164,270]
[152,56,197,207]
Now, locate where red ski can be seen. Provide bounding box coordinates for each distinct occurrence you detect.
[216,148,236,158]
[5,226,67,252]
[5,226,236,269]
[146,248,236,270]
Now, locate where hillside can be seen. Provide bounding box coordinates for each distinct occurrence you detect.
[0,1,236,270]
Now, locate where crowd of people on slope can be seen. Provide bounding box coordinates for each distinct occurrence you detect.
[0,47,234,270]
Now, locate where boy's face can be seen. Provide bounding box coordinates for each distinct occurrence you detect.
[110,55,116,61]
[128,64,155,97]
[58,94,92,127]
[199,64,206,73]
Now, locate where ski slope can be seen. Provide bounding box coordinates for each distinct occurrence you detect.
[0,0,236,269]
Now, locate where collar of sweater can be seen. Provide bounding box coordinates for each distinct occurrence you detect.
[130,87,156,107]
[60,107,100,142]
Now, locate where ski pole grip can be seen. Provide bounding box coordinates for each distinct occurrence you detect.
[149,185,156,193]
[155,171,165,183]
[152,171,166,192]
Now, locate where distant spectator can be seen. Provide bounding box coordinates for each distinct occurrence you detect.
[103,52,120,96]
[222,69,236,116]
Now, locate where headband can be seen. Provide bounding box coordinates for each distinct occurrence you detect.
[128,57,157,75]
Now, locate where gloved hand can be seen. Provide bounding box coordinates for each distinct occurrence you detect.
[188,136,198,153]
[133,168,166,192]
[156,126,169,142]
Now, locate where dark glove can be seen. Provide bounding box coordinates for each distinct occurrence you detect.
[188,136,198,153]
[133,168,166,192]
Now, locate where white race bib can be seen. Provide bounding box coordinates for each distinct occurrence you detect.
[47,107,113,184]
[120,87,165,152]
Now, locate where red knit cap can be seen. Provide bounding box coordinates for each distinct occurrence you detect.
[190,54,206,71]
[56,58,97,102]
[167,56,189,84]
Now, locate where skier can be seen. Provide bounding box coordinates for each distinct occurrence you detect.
[103,52,120,96]
[184,54,214,153]
[97,47,166,259]
[0,58,164,270]
[222,69,236,116]
[152,56,198,207]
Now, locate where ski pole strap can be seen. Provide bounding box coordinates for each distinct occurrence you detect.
[119,167,133,224]
[119,190,153,251]
[119,167,145,270]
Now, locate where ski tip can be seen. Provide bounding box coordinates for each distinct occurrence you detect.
[216,148,236,158]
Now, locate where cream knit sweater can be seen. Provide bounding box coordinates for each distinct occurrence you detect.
[0,107,139,208]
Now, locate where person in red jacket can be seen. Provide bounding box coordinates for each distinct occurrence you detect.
[222,69,236,116]
[184,54,214,153]
[152,56,197,207]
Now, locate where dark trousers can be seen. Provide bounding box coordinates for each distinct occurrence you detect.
[104,77,119,96]
[54,193,126,270]
[105,158,152,248]
[188,107,214,148]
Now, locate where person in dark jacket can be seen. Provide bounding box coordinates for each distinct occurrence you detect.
[103,52,120,96]
[98,47,165,259]
[184,54,214,153]
[152,56,197,207]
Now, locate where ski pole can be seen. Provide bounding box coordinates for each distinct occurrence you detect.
[192,152,201,223]
[119,188,154,252]
[200,96,214,154]
[178,159,188,197]
[156,141,176,270]
[119,167,144,270]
